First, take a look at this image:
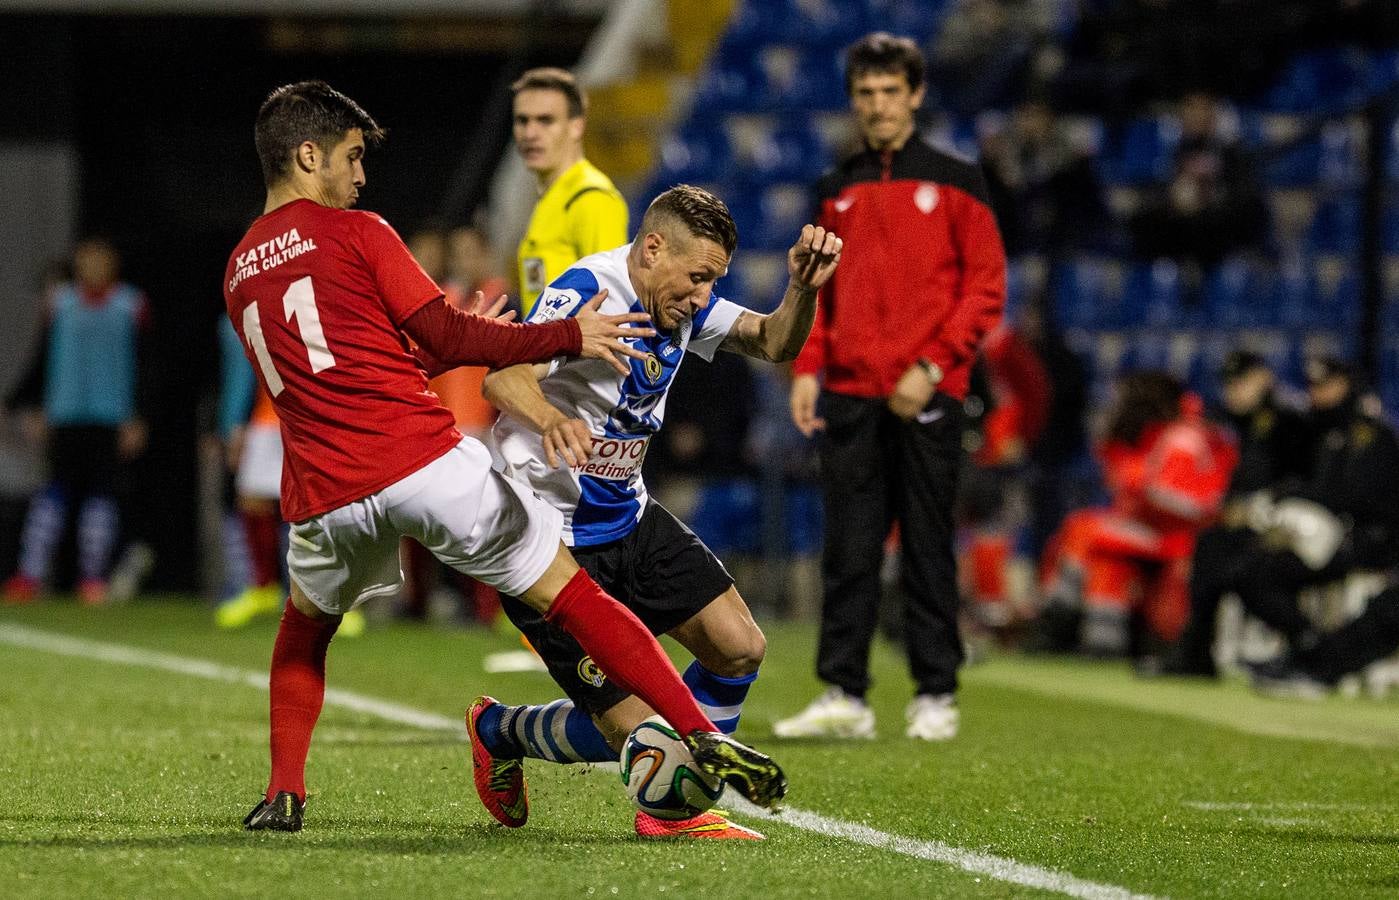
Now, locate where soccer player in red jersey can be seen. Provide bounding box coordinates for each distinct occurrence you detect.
[224,81,785,831]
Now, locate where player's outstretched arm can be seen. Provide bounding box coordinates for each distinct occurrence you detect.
[405,296,580,375]
[719,224,841,363]
[482,364,593,468]
[572,289,656,376]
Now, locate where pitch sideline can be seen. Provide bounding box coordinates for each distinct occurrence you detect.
[0,621,1157,900]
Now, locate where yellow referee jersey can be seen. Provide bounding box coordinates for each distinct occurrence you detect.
[517,158,629,317]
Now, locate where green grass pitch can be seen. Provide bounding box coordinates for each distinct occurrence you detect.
[1,598,1396,898]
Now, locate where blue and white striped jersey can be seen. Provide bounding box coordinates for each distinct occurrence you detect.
[489,244,744,546]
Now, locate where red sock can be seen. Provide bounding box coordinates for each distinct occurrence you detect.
[545,568,717,737]
[266,601,338,802]
[242,508,281,588]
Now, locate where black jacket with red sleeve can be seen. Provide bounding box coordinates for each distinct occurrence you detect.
[793,136,1006,401]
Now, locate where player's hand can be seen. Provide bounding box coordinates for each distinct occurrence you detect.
[225,425,247,472]
[574,289,656,376]
[887,364,938,421]
[789,373,826,437]
[18,410,47,448]
[464,290,517,322]
[787,224,842,293]
[118,418,148,461]
[542,416,593,469]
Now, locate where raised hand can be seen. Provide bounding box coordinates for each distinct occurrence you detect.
[787,224,843,293]
[573,289,657,375]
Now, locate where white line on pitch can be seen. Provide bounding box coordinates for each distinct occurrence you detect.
[1183,801,1371,812]
[0,622,1157,900]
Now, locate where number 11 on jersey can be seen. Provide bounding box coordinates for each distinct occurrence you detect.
[242,275,338,397]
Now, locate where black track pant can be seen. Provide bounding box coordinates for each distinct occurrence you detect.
[1177,524,1347,664]
[1300,586,1399,682]
[815,391,965,698]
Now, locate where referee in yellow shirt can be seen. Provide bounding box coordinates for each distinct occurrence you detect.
[512,68,629,318]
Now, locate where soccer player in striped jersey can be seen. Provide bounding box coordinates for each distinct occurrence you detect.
[468,185,841,840]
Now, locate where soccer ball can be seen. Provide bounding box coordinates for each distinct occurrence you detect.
[619,716,724,820]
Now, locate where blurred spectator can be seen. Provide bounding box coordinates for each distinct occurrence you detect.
[977,101,1106,256]
[1129,92,1268,271]
[646,353,756,484]
[1036,371,1237,657]
[212,316,256,602]
[0,259,68,583]
[2,238,149,606]
[1165,356,1399,675]
[1154,351,1313,676]
[398,225,508,626]
[213,380,292,631]
[960,319,1051,632]
[928,0,1062,115]
[1249,585,1399,697]
[1019,292,1088,555]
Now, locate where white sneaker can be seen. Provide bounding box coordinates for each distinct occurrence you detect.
[773,687,876,739]
[905,694,959,741]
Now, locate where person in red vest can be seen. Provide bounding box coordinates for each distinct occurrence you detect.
[1038,371,1237,656]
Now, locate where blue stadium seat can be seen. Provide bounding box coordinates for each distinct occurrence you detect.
[1122,259,1189,328]
[1203,258,1278,328]
[788,45,848,111]
[872,0,947,38]
[694,46,765,113]
[1256,48,1374,113]
[783,484,823,556]
[1308,258,1361,329]
[1052,257,1123,328]
[1308,194,1361,254]
[1102,118,1177,185]
[1275,264,1321,327]
[1381,333,1399,416]
[687,480,760,556]
[1263,135,1324,187]
[749,120,831,182]
[1388,116,1399,182]
[655,127,734,185]
[724,0,794,50]
[756,183,812,250]
[723,188,764,249]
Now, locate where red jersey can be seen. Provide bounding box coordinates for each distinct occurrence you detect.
[223,199,458,522]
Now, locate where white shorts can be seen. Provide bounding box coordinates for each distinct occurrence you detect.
[236,423,283,501]
[286,436,563,616]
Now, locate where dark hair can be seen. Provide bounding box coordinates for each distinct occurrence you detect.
[845,32,925,94]
[511,67,587,118]
[640,184,738,257]
[254,81,385,188]
[1106,371,1184,444]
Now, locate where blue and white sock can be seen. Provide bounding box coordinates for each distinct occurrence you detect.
[480,699,616,764]
[17,483,68,581]
[220,510,252,599]
[683,661,757,734]
[77,495,119,581]
[478,662,759,764]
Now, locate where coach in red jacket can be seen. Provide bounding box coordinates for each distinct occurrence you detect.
[776,33,1005,742]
